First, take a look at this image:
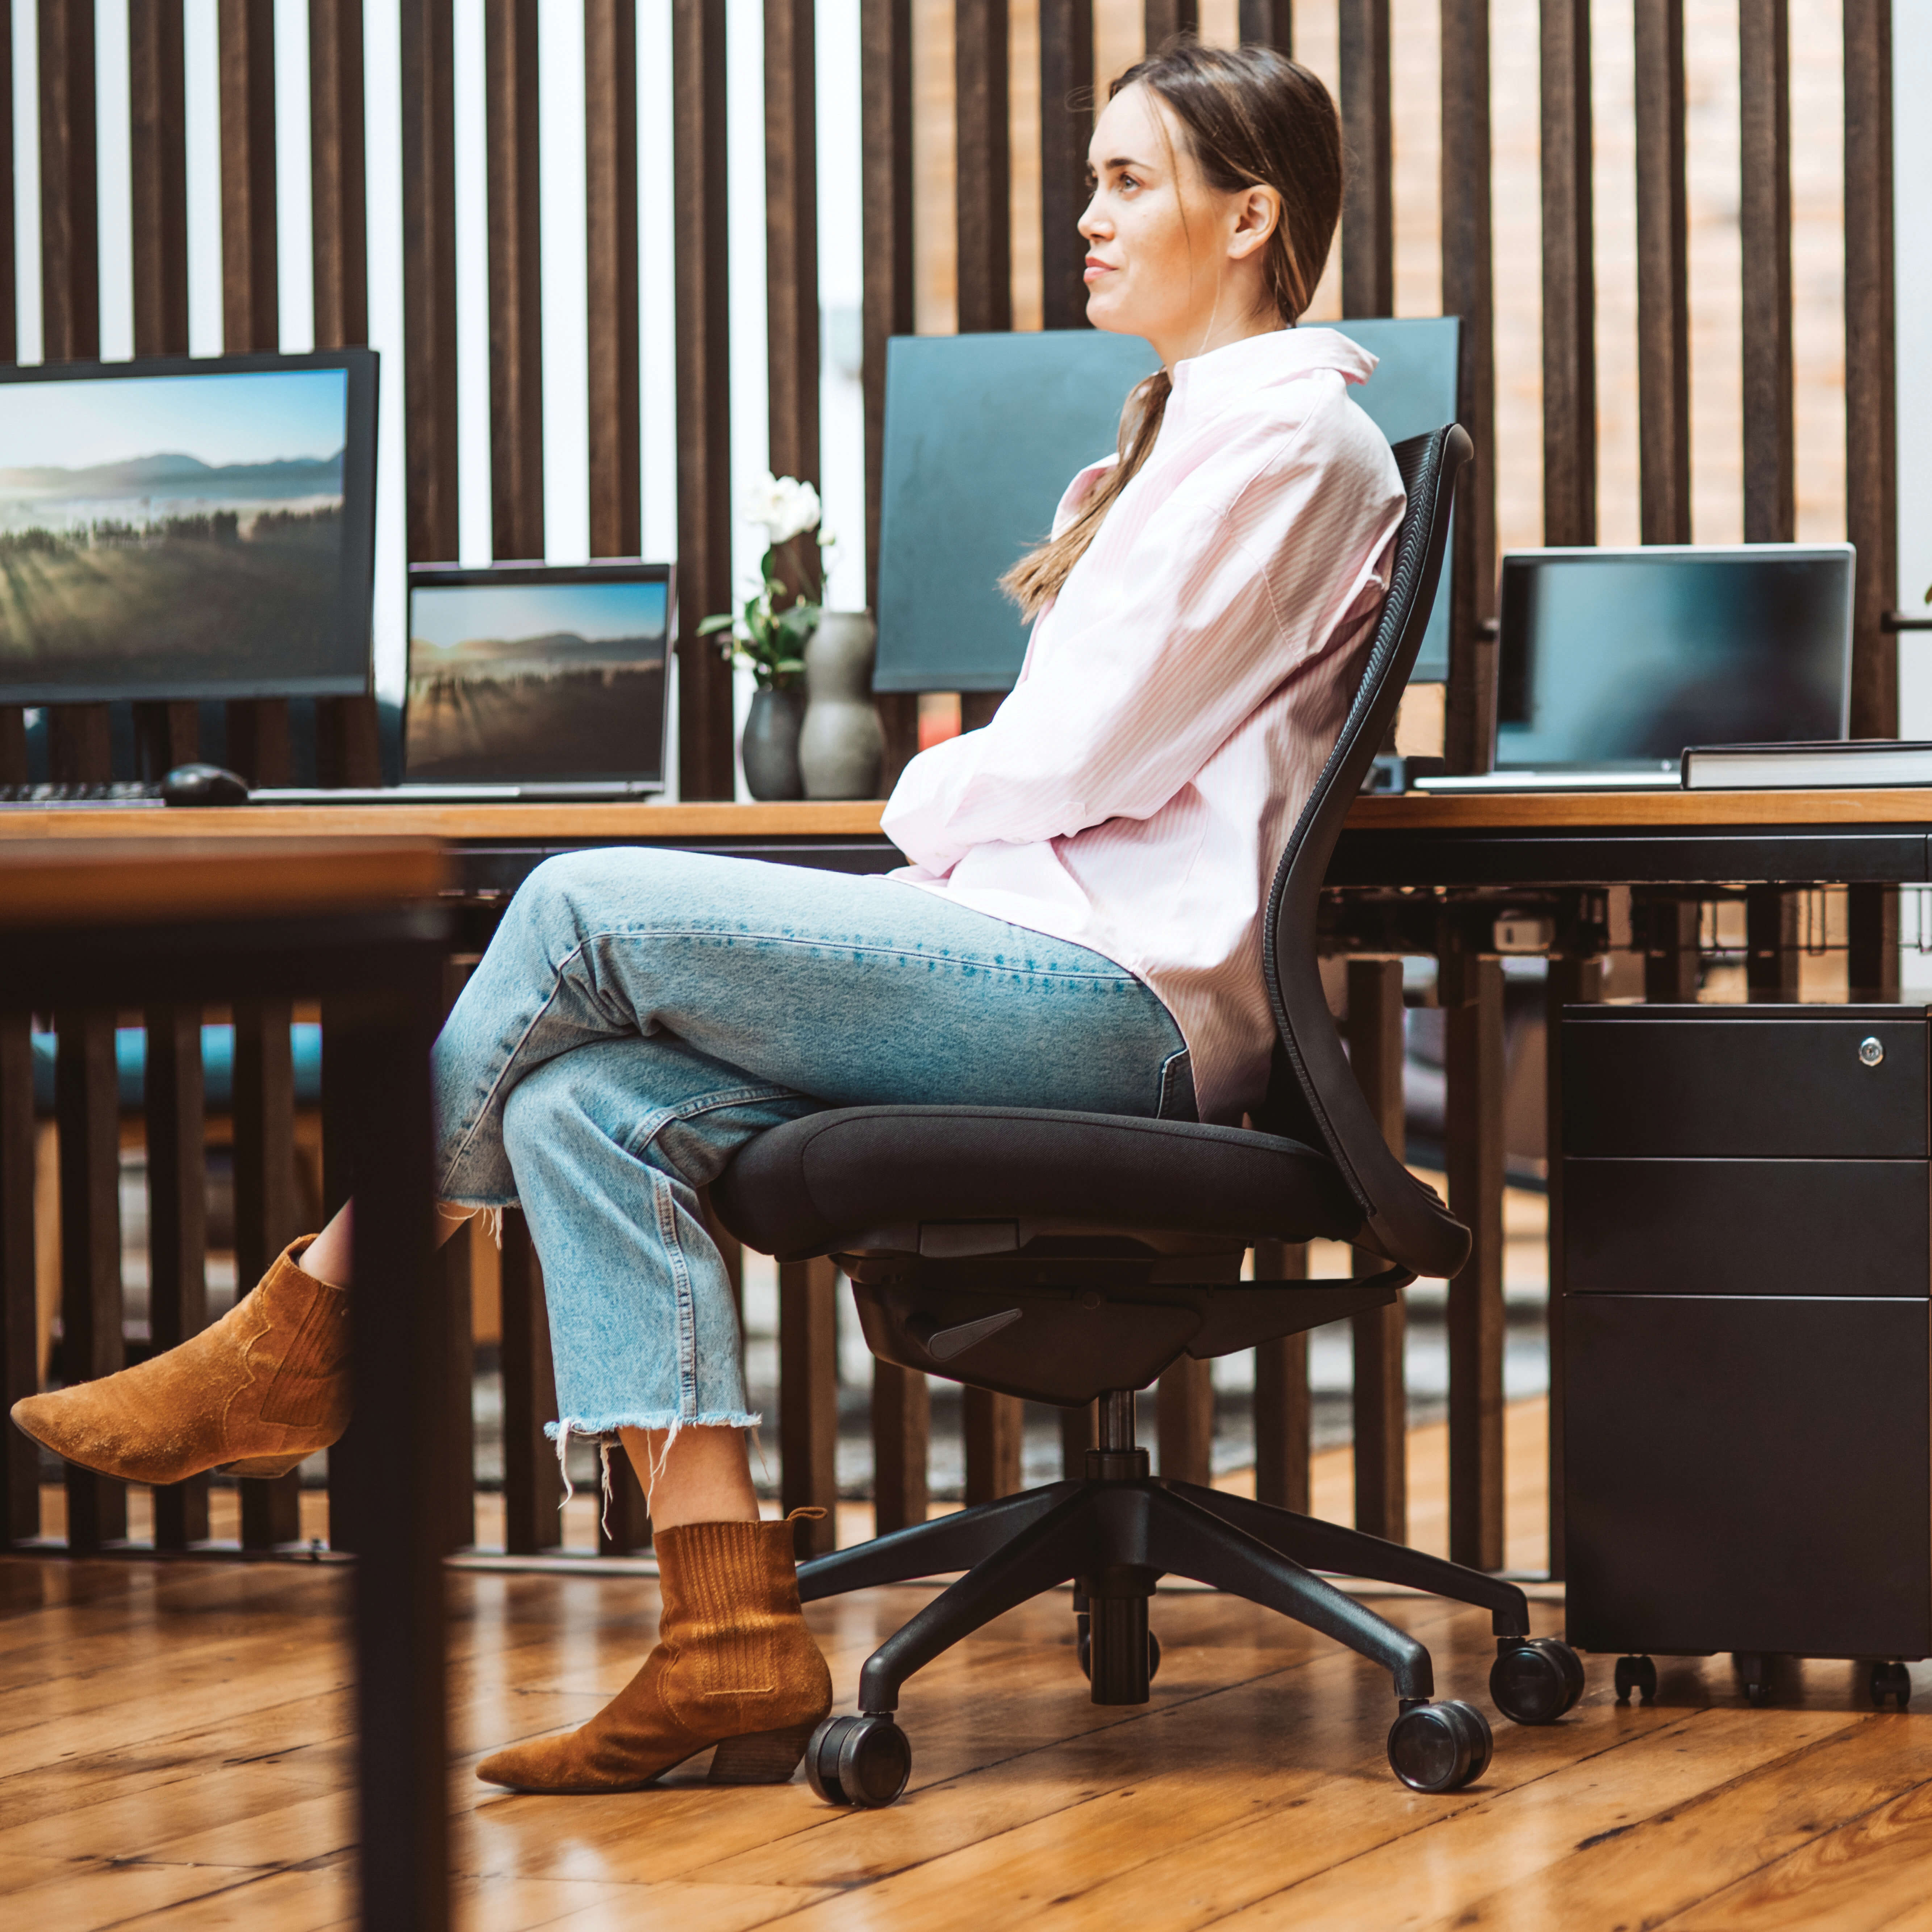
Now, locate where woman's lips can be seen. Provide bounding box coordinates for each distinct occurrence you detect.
[1083,257,1115,284]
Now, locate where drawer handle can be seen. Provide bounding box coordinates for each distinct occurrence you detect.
[1859,1036,1885,1068]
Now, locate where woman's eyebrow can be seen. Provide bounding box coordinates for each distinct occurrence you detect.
[1090,152,1157,176]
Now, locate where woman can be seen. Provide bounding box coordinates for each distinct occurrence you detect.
[12,41,1403,1797]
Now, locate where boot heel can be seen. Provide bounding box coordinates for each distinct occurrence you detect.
[707,1721,817,1785]
[223,1454,306,1478]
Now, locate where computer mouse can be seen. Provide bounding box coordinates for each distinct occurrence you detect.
[160,763,252,808]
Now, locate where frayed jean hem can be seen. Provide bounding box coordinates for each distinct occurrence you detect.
[544,1411,761,1440]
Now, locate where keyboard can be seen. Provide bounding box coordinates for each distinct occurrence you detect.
[0,781,164,804]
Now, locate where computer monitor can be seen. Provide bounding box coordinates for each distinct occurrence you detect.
[404,562,672,789]
[1494,544,1855,773]
[0,349,377,704]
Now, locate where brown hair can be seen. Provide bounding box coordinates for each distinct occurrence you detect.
[1002,41,1343,619]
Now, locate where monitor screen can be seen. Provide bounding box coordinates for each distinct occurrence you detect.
[0,350,377,704]
[1495,545,1854,771]
[405,564,671,786]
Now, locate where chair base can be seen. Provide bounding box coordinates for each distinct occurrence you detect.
[797,1391,1581,1801]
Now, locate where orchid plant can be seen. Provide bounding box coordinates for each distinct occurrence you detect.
[698,473,831,692]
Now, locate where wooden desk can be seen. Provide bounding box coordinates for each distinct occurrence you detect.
[0,839,453,1931]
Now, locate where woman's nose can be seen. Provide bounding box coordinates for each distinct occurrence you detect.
[1077,194,1106,241]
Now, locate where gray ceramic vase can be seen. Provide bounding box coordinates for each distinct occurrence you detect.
[799,610,885,800]
[740,686,805,800]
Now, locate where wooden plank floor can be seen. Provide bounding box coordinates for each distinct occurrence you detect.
[5,1416,1930,1928]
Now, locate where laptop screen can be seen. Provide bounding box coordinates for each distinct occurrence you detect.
[1495,545,1854,772]
[405,563,672,787]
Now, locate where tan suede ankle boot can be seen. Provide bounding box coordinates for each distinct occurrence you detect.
[476,1514,834,1795]
[9,1238,349,1485]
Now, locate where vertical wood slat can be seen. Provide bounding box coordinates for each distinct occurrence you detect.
[130,2,198,781]
[764,0,822,604]
[955,0,1011,334]
[1637,889,1700,1001]
[486,0,544,560]
[1440,951,1505,1570]
[433,964,474,1553]
[1252,1238,1309,1513]
[1843,0,1896,738]
[861,0,918,789]
[1156,1355,1213,1486]
[1848,882,1901,1000]
[319,1002,360,1548]
[1543,952,1601,1577]
[500,1209,562,1553]
[1345,959,1406,1542]
[586,0,640,559]
[1633,0,1691,544]
[1237,0,1293,47]
[310,0,380,786]
[1540,0,1595,547]
[1060,1397,1098,1478]
[0,4,14,372]
[1440,0,1497,773]
[1740,0,1794,544]
[963,1386,1023,1503]
[779,1255,839,1557]
[233,999,302,1547]
[1144,0,1198,49]
[0,1014,37,1545]
[1038,0,1092,333]
[56,1013,126,1552]
[219,0,291,785]
[1745,884,1801,996]
[145,1008,210,1550]
[1338,0,1393,319]
[401,0,460,563]
[673,0,735,800]
[39,1,111,785]
[871,1359,929,1535]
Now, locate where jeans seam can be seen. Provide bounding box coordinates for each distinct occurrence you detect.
[617,1081,803,1160]
[581,925,1136,984]
[650,1170,701,1423]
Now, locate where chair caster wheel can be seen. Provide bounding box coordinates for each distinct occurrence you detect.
[1869,1660,1911,1710]
[1386,1699,1492,1793]
[1733,1653,1774,1707]
[805,1714,911,1809]
[1490,1638,1586,1724]
[1077,1623,1160,1683]
[1614,1655,1657,1705]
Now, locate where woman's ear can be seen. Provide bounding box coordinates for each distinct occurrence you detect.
[1227,184,1282,263]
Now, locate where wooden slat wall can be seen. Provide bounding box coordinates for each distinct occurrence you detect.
[586,0,641,560]
[672,0,735,801]
[765,0,821,606]
[1540,0,1595,547]
[1439,0,1498,773]
[1338,0,1392,319]
[1740,0,1794,545]
[1634,0,1691,545]
[486,0,544,562]
[1843,0,1896,738]
[1038,0,1093,331]
[401,0,460,564]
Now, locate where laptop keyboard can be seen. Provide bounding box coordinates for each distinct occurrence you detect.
[0,780,163,804]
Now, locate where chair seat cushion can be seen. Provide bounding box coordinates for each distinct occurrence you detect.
[711,1105,1366,1262]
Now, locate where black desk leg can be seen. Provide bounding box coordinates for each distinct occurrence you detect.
[1848,882,1901,1000]
[0,1013,38,1544]
[1746,885,1801,998]
[56,1013,126,1552]
[1543,953,1602,1580]
[342,960,448,1931]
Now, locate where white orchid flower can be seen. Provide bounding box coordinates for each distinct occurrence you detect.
[740,471,822,547]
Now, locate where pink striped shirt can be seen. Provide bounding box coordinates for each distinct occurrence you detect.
[881,327,1406,1125]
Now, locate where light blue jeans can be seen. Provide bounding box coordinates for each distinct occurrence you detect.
[433,848,1195,1446]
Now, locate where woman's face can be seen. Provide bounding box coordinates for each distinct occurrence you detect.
[1078,83,1279,368]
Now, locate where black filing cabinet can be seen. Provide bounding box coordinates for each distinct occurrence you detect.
[1562,1003,1931,1699]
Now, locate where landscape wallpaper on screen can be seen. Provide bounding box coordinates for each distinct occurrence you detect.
[0,369,350,693]
[405,579,668,781]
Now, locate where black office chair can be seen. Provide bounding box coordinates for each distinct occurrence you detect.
[713,424,1582,1807]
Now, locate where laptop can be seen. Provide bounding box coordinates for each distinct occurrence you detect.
[260,560,675,802]
[1414,543,1856,793]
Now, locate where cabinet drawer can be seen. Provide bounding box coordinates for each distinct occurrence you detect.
[1564,1293,1932,1658]
[1565,1158,1929,1297]
[1563,1018,1928,1159]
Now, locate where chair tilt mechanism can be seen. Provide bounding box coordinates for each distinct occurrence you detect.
[713,425,1583,1808]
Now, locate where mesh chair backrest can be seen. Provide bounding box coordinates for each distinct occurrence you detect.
[1257,425,1474,1278]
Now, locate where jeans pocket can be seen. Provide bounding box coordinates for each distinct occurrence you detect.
[1157,1049,1198,1123]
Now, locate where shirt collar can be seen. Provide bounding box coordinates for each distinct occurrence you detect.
[1165,325,1378,425]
